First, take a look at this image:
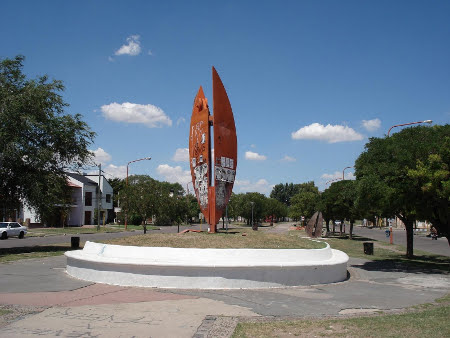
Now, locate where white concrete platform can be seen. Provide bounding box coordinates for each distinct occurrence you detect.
[65,241,349,289]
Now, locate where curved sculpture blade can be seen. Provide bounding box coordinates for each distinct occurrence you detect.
[189,86,211,222]
[212,67,237,225]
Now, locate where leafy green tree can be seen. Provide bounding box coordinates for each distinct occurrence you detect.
[318,189,334,232]
[289,191,320,224]
[264,198,288,224]
[0,55,95,223]
[108,178,125,208]
[325,180,359,238]
[238,192,267,225]
[270,183,298,206]
[355,125,450,257]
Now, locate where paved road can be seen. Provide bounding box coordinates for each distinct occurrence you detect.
[352,226,450,257]
[0,224,207,249]
[1,254,448,337]
[1,222,449,337]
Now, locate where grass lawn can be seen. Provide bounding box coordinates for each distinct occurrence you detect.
[26,224,160,237]
[0,244,80,263]
[233,294,450,338]
[107,227,326,249]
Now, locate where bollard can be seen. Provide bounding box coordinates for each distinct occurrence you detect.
[363,242,374,255]
[71,236,80,249]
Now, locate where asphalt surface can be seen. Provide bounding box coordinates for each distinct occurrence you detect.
[351,226,450,257]
[0,223,449,337]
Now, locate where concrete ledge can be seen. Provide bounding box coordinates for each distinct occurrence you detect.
[65,241,349,289]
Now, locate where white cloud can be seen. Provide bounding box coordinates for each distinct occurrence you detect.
[172,148,189,162]
[281,155,296,162]
[234,179,273,195]
[291,123,364,143]
[157,164,191,187]
[321,171,355,181]
[104,164,127,179]
[101,102,172,128]
[115,35,141,56]
[90,147,112,165]
[362,118,381,131]
[245,151,267,161]
[88,163,127,179]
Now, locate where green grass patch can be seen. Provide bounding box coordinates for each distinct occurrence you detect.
[233,294,450,338]
[0,244,81,263]
[107,227,326,249]
[323,235,450,273]
[0,309,12,316]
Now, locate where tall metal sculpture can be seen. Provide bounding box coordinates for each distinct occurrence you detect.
[189,67,237,233]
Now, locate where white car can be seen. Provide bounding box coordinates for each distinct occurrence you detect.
[0,222,28,239]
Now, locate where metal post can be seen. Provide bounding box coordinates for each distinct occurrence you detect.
[97,163,101,231]
[250,201,255,230]
[225,204,228,233]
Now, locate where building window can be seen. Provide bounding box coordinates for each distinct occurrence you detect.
[106,194,111,203]
[85,192,92,206]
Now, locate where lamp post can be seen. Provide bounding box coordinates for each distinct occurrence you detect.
[250,201,255,230]
[125,157,151,230]
[387,120,432,137]
[325,178,342,186]
[386,119,432,244]
[342,166,353,180]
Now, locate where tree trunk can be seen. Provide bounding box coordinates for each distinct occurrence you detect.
[349,220,354,240]
[402,217,414,258]
[325,219,330,232]
[339,223,342,236]
[332,220,335,235]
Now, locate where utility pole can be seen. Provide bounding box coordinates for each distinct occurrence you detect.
[97,163,101,231]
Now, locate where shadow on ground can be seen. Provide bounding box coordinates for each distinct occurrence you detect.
[352,255,450,274]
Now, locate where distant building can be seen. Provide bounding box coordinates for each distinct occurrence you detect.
[20,173,113,227]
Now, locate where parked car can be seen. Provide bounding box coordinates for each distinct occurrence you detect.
[0,222,28,239]
[334,220,342,226]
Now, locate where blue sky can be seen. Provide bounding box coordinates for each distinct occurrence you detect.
[2,0,449,194]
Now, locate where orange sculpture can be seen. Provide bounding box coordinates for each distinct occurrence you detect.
[189,67,237,233]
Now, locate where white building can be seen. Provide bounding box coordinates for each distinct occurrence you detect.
[21,173,113,227]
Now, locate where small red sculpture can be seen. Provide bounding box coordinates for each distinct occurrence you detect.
[189,67,237,233]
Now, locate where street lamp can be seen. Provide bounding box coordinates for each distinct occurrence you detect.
[125,156,151,230]
[342,166,353,180]
[250,201,255,230]
[325,178,341,186]
[387,120,432,137]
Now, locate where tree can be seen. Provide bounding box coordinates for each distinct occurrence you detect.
[355,125,450,257]
[270,183,299,206]
[238,192,267,225]
[0,56,95,223]
[264,198,288,224]
[326,180,359,238]
[289,191,320,224]
[108,178,126,208]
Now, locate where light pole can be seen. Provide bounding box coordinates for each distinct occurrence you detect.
[125,157,151,230]
[325,178,342,186]
[342,166,353,180]
[387,120,432,137]
[250,201,255,230]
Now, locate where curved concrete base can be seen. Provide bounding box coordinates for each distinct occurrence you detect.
[65,241,349,289]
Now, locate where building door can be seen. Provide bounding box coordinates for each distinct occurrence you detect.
[84,211,91,225]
